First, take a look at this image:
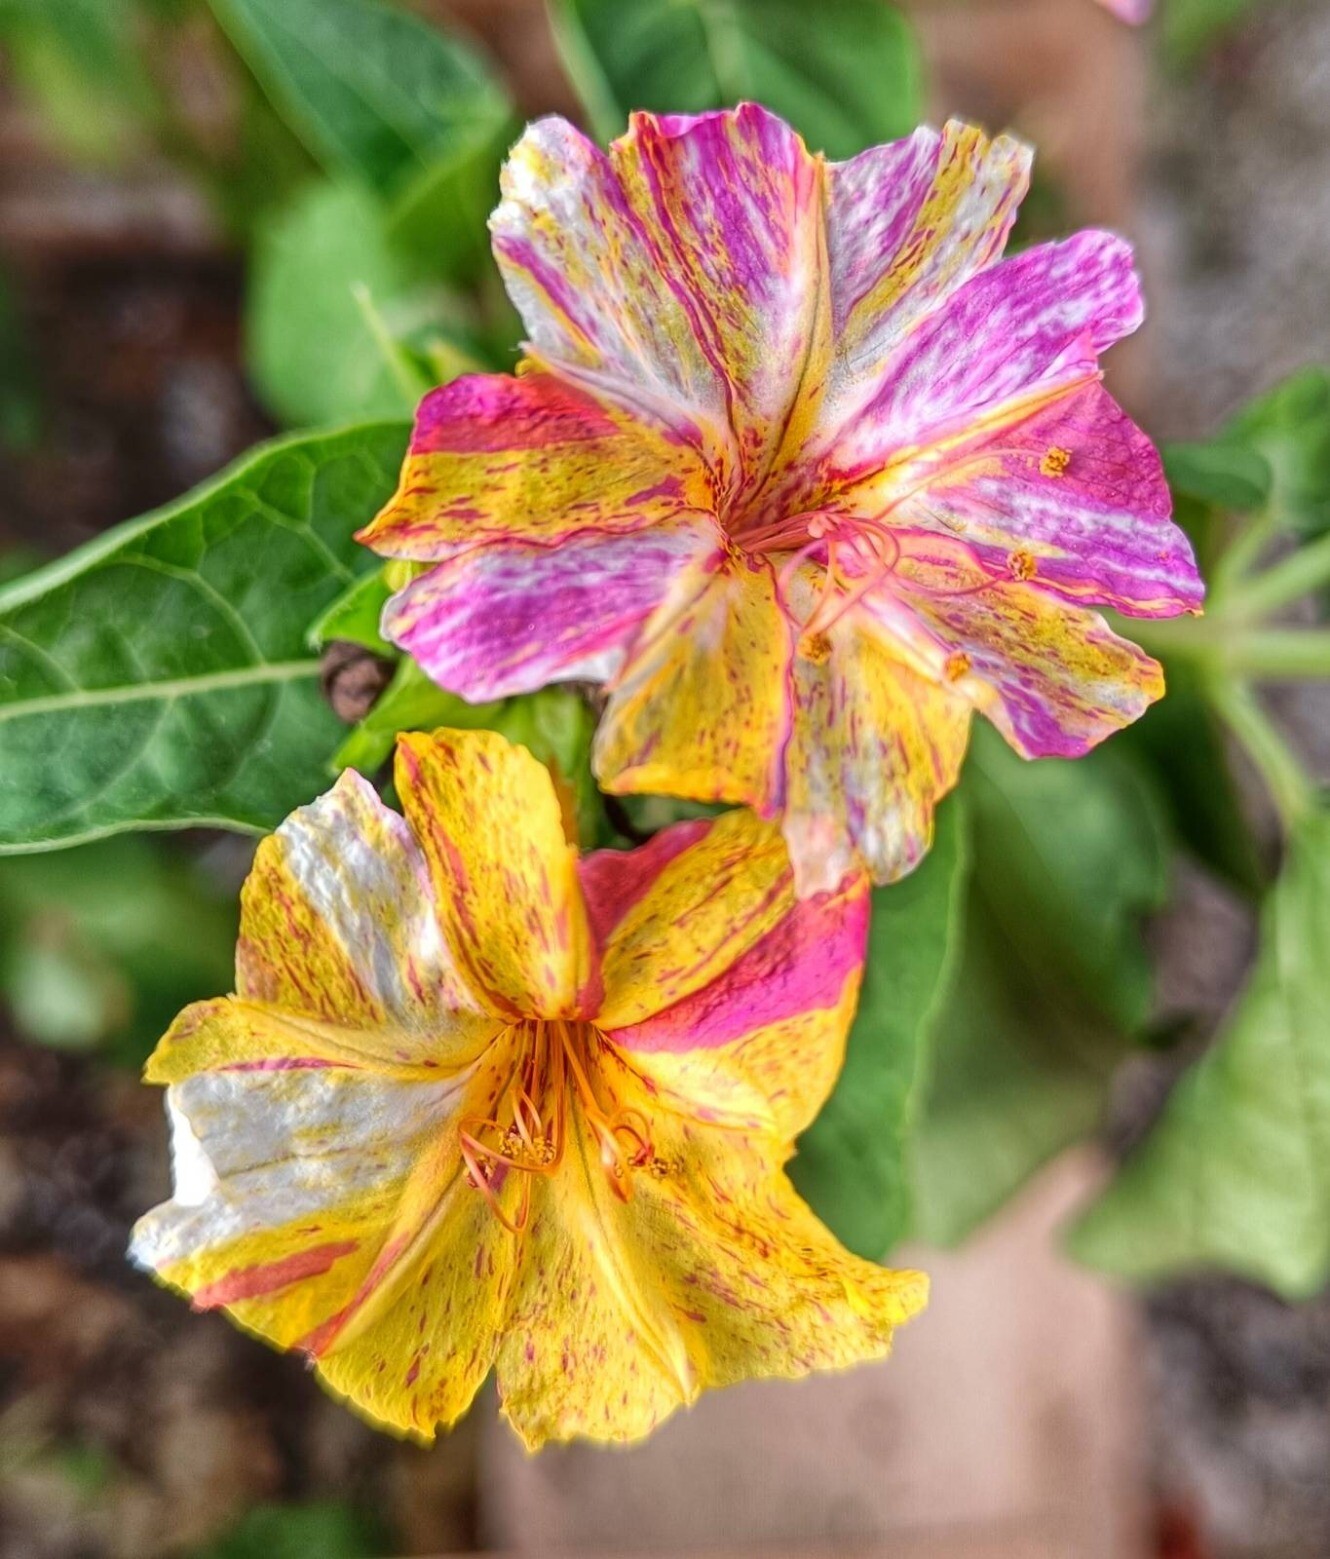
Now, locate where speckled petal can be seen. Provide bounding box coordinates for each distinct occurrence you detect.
[131,1024,520,1440]
[607,869,870,1139]
[826,230,1142,483]
[781,587,972,893]
[357,371,712,562]
[593,808,796,1032]
[494,106,827,502]
[380,518,717,702]
[886,379,1202,618]
[495,1036,926,1450]
[594,547,794,818]
[234,767,491,1052]
[818,120,1030,430]
[393,729,591,1019]
[873,531,1166,759]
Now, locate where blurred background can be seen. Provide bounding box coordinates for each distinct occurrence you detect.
[1,1,1329,1556]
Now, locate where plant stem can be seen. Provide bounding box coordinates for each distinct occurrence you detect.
[1222,629,1330,679]
[1224,530,1330,621]
[1209,679,1315,830]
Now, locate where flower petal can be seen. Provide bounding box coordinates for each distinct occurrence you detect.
[594,547,793,817]
[829,230,1143,478]
[823,120,1030,423]
[495,1042,925,1449]
[594,808,795,1032]
[236,768,490,1048]
[607,871,870,1139]
[893,380,1202,618]
[381,518,716,702]
[875,531,1165,759]
[357,371,712,562]
[131,1029,520,1440]
[394,729,592,1019]
[781,599,972,893]
[494,107,826,501]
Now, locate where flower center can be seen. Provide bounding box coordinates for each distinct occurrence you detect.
[459,1020,667,1233]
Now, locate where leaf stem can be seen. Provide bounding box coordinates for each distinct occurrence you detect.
[1209,679,1315,830]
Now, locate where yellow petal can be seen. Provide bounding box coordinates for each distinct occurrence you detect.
[595,807,794,1030]
[394,729,592,1020]
[595,547,793,817]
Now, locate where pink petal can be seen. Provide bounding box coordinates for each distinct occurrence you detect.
[381,519,716,702]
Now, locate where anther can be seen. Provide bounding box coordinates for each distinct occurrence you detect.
[1008,548,1037,582]
[944,651,971,682]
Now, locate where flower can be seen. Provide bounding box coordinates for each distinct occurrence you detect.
[130,729,924,1448]
[359,107,1202,895]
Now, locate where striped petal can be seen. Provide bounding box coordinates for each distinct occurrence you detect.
[781,589,972,894]
[873,532,1166,759]
[493,106,826,499]
[594,546,794,819]
[883,380,1202,618]
[235,768,491,1055]
[357,371,713,562]
[495,1034,925,1449]
[131,1021,521,1439]
[825,231,1143,482]
[820,120,1030,430]
[606,870,870,1139]
[393,729,591,1019]
[380,519,716,702]
[592,808,796,1032]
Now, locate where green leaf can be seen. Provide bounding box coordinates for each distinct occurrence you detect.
[308,567,393,656]
[1162,437,1272,513]
[551,0,921,157]
[911,731,1170,1244]
[791,796,969,1259]
[1069,808,1330,1300]
[249,181,460,428]
[210,0,512,280]
[1225,366,1330,537]
[0,836,236,1061]
[0,422,408,851]
[965,727,1170,1033]
[1119,656,1265,896]
[198,1501,382,1559]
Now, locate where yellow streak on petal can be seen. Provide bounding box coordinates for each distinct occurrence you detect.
[595,549,793,819]
[395,729,591,1020]
[596,808,794,1031]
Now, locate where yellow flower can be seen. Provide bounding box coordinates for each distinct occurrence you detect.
[131,730,925,1448]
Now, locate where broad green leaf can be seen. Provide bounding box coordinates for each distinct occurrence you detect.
[0,422,408,851]
[249,181,456,428]
[210,0,511,278]
[551,0,922,157]
[1069,809,1330,1300]
[1225,366,1330,537]
[0,836,235,1061]
[792,797,969,1260]
[911,732,1170,1244]
[965,727,1169,1033]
